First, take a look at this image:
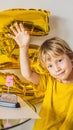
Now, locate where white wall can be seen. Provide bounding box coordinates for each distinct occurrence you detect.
[0,0,73,130]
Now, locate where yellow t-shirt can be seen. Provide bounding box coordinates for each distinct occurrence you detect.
[33,74,73,130]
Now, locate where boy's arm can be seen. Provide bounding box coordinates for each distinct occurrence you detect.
[8,22,40,85]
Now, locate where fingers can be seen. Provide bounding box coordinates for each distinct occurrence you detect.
[19,23,25,32]
[19,23,29,35]
[8,33,15,39]
[8,22,28,40]
[9,22,26,34]
[10,26,17,35]
[14,23,21,32]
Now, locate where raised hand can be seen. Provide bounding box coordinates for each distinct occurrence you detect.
[8,22,30,48]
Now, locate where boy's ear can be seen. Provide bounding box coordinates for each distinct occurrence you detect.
[69,52,73,66]
[68,52,73,59]
[72,61,73,67]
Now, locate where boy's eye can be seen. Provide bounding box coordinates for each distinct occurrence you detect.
[48,65,52,68]
[58,59,62,62]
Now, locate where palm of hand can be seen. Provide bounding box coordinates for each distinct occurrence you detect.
[14,31,30,47]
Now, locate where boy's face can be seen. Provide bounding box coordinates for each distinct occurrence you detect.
[45,54,73,83]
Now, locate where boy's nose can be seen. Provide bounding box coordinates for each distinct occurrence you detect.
[54,64,61,72]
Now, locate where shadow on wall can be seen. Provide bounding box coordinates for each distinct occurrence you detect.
[49,15,69,39]
[31,15,69,45]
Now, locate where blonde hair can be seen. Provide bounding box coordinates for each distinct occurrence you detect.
[39,37,73,64]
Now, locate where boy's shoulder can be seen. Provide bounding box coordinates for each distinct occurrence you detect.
[40,73,56,84]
